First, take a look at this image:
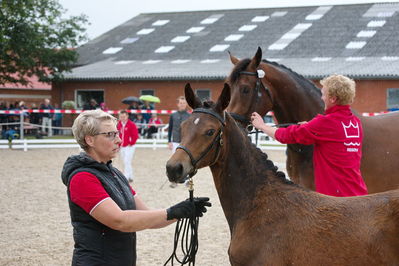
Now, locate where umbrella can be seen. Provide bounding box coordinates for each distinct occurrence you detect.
[122,96,143,105]
[140,95,161,103]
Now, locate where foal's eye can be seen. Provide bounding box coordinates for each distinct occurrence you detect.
[242,86,250,94]
[206,129,215,136]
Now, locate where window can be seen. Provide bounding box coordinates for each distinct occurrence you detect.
[196,89,211,101]
[387,88,399,110]
[141,89,154,96]
[76,90,104,109]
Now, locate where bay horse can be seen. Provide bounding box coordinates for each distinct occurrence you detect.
[166,83,399,265]
[227,47,399,193]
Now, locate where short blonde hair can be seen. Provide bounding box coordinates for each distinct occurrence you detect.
[320,74,356,105]
[72,110,117,151]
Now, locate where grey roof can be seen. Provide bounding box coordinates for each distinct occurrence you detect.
[64,3,399,81]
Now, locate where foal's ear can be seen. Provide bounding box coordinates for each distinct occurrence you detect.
[248,46,262,70]
[215,83,231,113]
[184,83,202,109]
[228,51,240,65]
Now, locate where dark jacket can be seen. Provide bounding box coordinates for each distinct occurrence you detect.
[168,110,190,143]
[61,153,137,266]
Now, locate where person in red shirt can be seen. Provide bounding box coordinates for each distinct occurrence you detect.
[251,74,368,197]
[117,110,139,182]
[145,113,163,139]
[61,109,211,265]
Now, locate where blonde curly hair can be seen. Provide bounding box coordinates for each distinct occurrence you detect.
[320,74,356,105]
[72,110,117,151]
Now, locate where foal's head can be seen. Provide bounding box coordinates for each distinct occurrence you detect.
[227,47,273,126]
[166,83,230,183]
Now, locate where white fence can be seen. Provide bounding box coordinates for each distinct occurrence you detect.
[0,132,286,152]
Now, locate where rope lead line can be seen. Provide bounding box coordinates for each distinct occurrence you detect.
[164,178,199,266]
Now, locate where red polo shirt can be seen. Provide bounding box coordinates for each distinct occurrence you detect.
[275,105,368,197]
[117,119,139,147]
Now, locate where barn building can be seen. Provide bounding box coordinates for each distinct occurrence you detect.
[53,2,399,124]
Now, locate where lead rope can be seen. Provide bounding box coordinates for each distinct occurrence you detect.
[164,177,199,266]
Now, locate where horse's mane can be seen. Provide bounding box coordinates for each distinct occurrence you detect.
[262,59,321,97]
[201,100,293,185]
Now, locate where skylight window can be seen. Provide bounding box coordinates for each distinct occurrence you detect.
[239,25,257,31]
[186,27,205,33]
[171,59,191,64]
[311,57,332,62]
[294,23,312,30]
[381,56,399,61]
[306,14,323,20]
[143,60,162,64]
[154,46,175,53]
[378,11,394,17]
[114,60,135,65]
[357,30,376,38]
[281,33,301,39]
[200,59,220,64]
[268,43,288,50]
[171,36,190,43]
[345,57,365,61]
[102,47,123,54]
[200,14,223,24]
[209,44,230,52]
[137,28,155,35]
[367,20,386,27]
[271,11,287,17]
[252,16,269,22]
[152,20,170,26]
[346,41,367,49]
[120,37,139,44]
[224,34,244,41]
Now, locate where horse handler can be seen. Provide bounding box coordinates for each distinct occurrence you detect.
[251,74,368,197]
[61,110,211,266]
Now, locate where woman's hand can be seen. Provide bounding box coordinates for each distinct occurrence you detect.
[251,112,265,130]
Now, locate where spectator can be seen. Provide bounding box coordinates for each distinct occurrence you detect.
[141,101,153,123]
[100,102,109,112]
[133,114,146,137]
[145,113,163,139]
[168,96,190,153]
[117,110,139,182]
[30,103,41,125]
[83,98,99,110]
[128,102,140,121]
[61,109,210,265]
[52,103,63,135]
[40,98,54,137]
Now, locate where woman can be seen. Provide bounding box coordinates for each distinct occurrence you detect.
[61,110,210,266]
[251,74,368,197]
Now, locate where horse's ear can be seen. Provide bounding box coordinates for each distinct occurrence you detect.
[248,47,262,69]
[184,83,202,109]
[228,51,240,65]
[215,83,231,113]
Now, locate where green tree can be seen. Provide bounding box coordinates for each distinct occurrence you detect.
[0,0,88,85]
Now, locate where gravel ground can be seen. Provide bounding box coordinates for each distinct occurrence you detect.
[0,147,286,266]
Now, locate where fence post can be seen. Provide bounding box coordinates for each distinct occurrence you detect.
[20,112,24,139]
[24,139,28,152]
[152,138,156,150]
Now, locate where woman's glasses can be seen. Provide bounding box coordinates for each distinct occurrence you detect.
[94,131,119,140]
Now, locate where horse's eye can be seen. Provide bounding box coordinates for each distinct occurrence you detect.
[206,129,215,136]
[242,86,250,94]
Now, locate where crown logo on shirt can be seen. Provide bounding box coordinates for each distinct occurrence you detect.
[341,121,360,138]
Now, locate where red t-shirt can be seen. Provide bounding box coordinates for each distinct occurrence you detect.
[275,105,368,197]
[70,172,136,214]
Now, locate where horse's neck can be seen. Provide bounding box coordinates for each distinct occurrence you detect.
[209,119,290,231]
[265,63,323,123]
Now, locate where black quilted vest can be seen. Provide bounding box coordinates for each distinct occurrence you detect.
[61,153,136,266]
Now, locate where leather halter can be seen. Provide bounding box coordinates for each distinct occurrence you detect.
[229,69,274,127]
[176,108,225,178]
